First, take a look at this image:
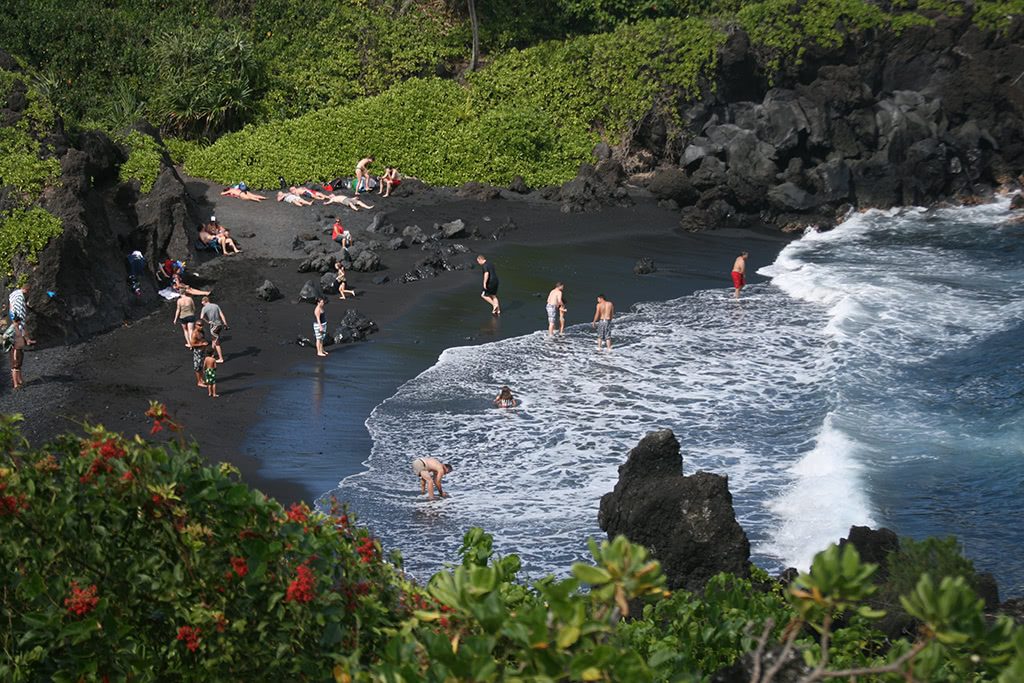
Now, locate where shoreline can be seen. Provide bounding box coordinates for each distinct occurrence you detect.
[0,181,792,504]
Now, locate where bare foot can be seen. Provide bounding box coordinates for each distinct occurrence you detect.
[216,359,224,364]
[197,382,207,387]
[317,352,329,357]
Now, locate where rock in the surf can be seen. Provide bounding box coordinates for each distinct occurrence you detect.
[633,257,657,275]
[598,429,751,592]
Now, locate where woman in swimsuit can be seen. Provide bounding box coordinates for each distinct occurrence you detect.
[220,184,265,201]
[175,294,198,347]
[493,385,517,408]
[334,262,356,300]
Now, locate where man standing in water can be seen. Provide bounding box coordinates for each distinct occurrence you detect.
[411,457,452,500]
[477,254,500,315]
[731,251,749,299]
[546,282,565,336]
[592,294,615,350]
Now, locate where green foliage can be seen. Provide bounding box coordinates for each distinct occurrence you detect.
[116,131,164,194]
[973,0,1024,30]
[617,572,792,679]
[0,407,409,681]
[0,207,63,275]
[885,536,984,601]
[164,137,205,167]
[2,413,1023,681]
[188,17,725,188]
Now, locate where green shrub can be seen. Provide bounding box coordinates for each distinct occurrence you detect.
[884,536,985,602]
[0,407,409,681]
[0,206,63,275]
[164,137,206,167]
[115,131,164,194]
[973,0,1024,29]
[188,17,726,188]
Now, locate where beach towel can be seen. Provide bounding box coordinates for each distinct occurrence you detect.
[158,288,181,300]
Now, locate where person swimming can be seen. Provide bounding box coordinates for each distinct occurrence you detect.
[493,385,517,408]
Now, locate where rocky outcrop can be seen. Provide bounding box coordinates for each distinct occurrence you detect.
[598,430,751,592]
[27,130,200,342]
[331,309,379,344]
[624,13,1024,231]
[255,280,281,301]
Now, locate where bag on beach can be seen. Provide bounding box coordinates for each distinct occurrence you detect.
[1,324,15,353]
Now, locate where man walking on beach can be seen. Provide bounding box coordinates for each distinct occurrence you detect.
[546,283,565,336]
[732,251,749,299]
[477,254,500,315]
[411,457,452,500]
[200,296,228,363]
[592,294,615,350]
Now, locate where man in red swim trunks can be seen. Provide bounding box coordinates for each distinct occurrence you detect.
[731,251,748,299]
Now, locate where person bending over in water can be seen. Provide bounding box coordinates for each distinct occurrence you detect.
[592,293,615,350]
[277,191,313,207]
[411,457,452,500]
[731,251,748,299]
[323,194,374,210]
[494,385,517,408]
[220,183,265,201]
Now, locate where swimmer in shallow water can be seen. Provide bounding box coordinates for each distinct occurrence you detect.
[494,385,517,408]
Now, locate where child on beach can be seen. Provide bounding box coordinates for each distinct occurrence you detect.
[334,262,356,299]
[203,349,218,398]
[493,386,517,408]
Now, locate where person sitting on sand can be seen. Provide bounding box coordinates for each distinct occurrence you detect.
[313,297,329,357]
[198,222,223,253]
[277,191,313,207]
[334,262,356,300]
[331,220,353,249]
[378,167,401,197]
[493,385,517,408]
[322,194,374,210]
[411,457,452,500]
[220,183,265,201]
[355,156,375,192]
[217,225,241,255]
[189,322,209,387]
[290,185,330,201]
[203,348,218,398]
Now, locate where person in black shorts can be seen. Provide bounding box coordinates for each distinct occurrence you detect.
[476,254,500,315]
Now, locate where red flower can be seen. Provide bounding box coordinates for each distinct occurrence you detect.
[230,556,249,578]
[146,401,181,434]
[176,625,201,652]
[64,581,99,617]
[356,536,376,563]
[286,503,309,524]
[0,483,28,515]
[120,470,134,482]
[285,564,316,604]
[78,437,126,484]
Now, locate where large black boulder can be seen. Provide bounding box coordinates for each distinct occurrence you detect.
[598,430,751,592]
[255,280,281,301]
[647,168,698,206]
[332,309,379,344]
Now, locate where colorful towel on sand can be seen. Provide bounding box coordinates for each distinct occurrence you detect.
[158,287,181,300]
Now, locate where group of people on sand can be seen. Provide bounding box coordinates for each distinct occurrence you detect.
[219,157,403,208]
[173,291,229,399]
[197,216,241,255]
[411,249,753,499]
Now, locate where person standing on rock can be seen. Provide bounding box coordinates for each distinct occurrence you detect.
[731,251,749,299]
[200,296,228,363]
[477,254,500,315]
[411,457,452,500]
[546,283,565,336]
[592,294,615,350]
[313,297,329,357]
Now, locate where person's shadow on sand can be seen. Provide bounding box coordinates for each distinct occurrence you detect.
[226,345,261,361]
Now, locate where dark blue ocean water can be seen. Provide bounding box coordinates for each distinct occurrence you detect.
[254,202,1024,595]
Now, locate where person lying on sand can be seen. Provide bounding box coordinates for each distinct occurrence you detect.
[220,184,265,201]
[290,186,330,201]
[277,191,313,207]
[172,270,211,298]
[322,194,374,210]
[411,457,452,500]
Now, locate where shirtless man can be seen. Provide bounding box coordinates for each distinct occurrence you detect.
[355,156,375,192]
[732,251,749,299]
[411,457,452,500]
[546,283,565,336]
[592,294,615,350]
[477,254,500,315]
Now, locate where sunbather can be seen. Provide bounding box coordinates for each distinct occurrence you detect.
[276,191,313,207]
[290,186,330,201]
[322,194,374,210]
[220,183,265,201]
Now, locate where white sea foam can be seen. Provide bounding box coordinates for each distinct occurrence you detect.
[329,198,1024,582]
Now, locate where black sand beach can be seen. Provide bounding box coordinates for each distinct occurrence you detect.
[0,180,791,505]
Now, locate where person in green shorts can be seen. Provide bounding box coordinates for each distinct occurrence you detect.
[203,349,218,398]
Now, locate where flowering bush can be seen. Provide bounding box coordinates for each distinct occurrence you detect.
[0,409,409,681]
